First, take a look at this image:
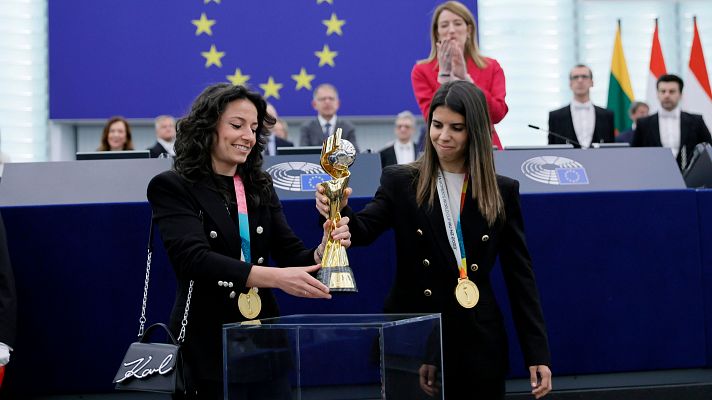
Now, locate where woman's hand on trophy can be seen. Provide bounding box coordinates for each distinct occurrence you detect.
[246,265,331,299]
[326,217,351,248]
[275,265,332,299]
[315,184,352,219]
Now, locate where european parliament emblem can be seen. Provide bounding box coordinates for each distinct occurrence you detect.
[521,156,588,185]
[301,174,331,191]
[555,168,589,185]
[266,162,329,192]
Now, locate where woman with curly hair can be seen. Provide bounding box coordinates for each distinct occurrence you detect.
[147,83,350,398]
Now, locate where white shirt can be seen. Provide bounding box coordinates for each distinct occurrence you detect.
[658,107,681,158]
[443,171,466,224]
[157,137,175,156]
[265,134,277,156]
[317,115,337,137]
[394,140,415,164]
[570,100,595,148]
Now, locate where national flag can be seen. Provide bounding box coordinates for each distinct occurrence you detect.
[646,19,668,114]
[607,21,635,134]
[682,17,712,129]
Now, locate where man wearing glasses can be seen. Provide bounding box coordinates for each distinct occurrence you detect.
[548,64,615,148]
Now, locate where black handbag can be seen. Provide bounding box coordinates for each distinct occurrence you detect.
[113,219,194,396]
[113,323,185,393]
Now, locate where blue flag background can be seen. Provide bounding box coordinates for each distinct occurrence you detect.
[49,1,477,119]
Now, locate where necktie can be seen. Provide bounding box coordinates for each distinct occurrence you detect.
[323,122,331,137]
[574,105,590,110]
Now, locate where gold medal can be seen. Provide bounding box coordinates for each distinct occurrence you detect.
[454,278,479,308]
[237,287,261,319]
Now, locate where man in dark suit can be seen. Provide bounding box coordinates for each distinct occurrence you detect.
[548,64,615,148]
[299,83,359,152]
[616,101,649,144]
[147,115,176,158]
[633,74,712,170]
[379,110,418,168]
[0,213,17,382]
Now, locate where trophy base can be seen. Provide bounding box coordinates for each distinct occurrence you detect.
[317,266,358,293]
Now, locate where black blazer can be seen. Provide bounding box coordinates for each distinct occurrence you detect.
[341,166,550,384]
[147,170,315,382]
[633,111,712,169]
[299,118,359,152]
[548,105,615,147]
[0,213,16,349]
[148,142,169,158]
[265,136,294,156]
[379,144,417,168]
[275,136,294,148]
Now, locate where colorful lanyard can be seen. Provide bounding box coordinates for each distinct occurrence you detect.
[436,170,469,279]
[233,175,251,263]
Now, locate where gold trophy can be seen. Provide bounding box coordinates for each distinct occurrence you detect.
[317,128,357,292]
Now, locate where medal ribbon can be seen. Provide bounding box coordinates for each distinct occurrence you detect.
[233,175,251,263]
[436,170,469,280]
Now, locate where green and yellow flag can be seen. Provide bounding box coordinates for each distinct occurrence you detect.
[607,21,635,135]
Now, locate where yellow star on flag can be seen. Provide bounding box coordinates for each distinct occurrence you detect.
[322,13,345,36]
[227,68,250,86]
[317,0,333,4]
[291,68,316,90]
[204,0,221,4]
[315,44,338,67]
[192,13,216,36]
[201,45,225,68]
[260,76,283,99]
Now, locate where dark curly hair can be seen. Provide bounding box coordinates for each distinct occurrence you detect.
[173,83,276,206]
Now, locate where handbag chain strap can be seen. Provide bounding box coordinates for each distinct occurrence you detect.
[138,217,193,343]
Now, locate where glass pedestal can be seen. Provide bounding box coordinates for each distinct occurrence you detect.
[223,313,443,399]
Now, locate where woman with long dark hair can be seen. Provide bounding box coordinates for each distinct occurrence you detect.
[317,81,551,399]
[148,83,349,398]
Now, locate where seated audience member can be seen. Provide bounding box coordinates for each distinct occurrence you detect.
[0,213,17,384]
[633,74,712,170]
[97,116,134,151]
[148,115,176,158]
[273,118,291,142]
[616,101,649,144]
[263,104,294,156]
[380,110,418,168]
[299,83,359,151]
[548,64,615,148]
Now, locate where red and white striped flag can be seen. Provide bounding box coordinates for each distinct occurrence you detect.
[682,17,712,129]
[646,19,667,114]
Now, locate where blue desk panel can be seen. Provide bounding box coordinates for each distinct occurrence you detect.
[1,190,709,394]
[697,189,712,366]
[497,190,706,377]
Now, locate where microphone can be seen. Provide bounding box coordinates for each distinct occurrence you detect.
[528,124,581,148]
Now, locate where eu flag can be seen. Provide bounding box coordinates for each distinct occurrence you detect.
[301,174,331,191]
[48,0,465,119]
[556,168,590,185]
